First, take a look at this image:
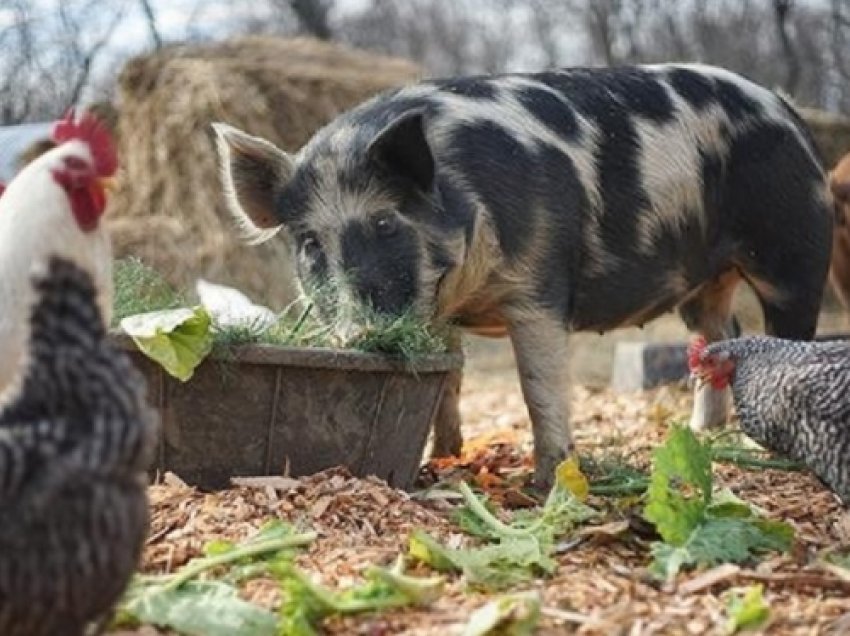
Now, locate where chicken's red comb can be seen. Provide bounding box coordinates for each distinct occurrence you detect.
[687,335,708,371]
[51,109,118,177]
[0,182,5,198]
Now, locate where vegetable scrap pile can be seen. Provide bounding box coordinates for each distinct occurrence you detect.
[113,258,452,383]
[110,381,850,635]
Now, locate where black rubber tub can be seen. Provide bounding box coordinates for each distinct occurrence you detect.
[111,334,463,491]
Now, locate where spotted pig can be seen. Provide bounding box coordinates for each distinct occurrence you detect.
[213,64,832,487]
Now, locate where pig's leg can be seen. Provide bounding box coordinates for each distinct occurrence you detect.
[507,314,572,488]
[679,270,740,432]
[431,369,463,457]
[431,330,463,458]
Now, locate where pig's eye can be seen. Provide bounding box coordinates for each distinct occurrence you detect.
[300,233,321,258]
[374,213,399,238]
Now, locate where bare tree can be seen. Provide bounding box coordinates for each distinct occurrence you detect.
[772,0,802,95]
[831,0,850,84]
[58,2,128,108]
[138,0,162,49]
[0,0,128,124]
[1,0,848,124]
[288,0,333,39]
[337,0,532,77]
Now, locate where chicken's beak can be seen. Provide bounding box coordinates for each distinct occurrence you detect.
[688,368,711,390]
[97,176,117,195]
[688,372,702,390]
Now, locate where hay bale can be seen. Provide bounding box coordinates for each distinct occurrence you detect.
[800,107,850,169]
[108,36,420,308]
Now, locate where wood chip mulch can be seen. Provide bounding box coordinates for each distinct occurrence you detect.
[117,378,850,636]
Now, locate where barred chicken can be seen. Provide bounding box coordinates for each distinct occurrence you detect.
[688,335,850,504]
[0,257,157,635]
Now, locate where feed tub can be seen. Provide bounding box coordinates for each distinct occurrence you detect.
[112,335,463,491]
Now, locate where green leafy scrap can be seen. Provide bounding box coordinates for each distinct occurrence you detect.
[725,585,770,633]
[275,556,444,636]
[118,579,278,636]
[409,529,552,590]
[580,453,650,497]
[461,591,541,636]
[410,460,598,590]
[644,426,794,580]
[115,521,316,635]
[650,516,793,580]
[120,306,214,381]
[644,425,712,545]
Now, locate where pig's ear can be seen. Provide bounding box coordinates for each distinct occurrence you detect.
[367,110,434,192]
[212,122,295,244]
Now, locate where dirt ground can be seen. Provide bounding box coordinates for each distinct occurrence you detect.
[116,296,850,635]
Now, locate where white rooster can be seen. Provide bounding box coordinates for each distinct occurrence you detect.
[0,110,117,394]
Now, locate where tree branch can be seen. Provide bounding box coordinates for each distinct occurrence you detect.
[772,0,801,95]
[138,0,163,49]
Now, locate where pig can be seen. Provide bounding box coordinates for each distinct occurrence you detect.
[213,64,832,488]
[828,152,850,309]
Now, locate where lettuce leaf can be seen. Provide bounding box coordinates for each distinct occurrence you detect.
[410,459,597,590]
[117,579,277,636]
[121,306,213,381]
[275,556,443,636]
[462,591,541,636]
[644,426,794,580]
[725,584,770,633]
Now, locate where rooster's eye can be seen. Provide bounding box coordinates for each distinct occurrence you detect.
[62,156,89,171]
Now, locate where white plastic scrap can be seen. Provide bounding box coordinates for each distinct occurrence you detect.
[195,279,277,331]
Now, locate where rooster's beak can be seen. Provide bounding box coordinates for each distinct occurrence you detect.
[688,372,700,390]
[97,176,117,195]
[688,369,710,390]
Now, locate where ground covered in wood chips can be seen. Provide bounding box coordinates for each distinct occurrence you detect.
[112,364,850,636]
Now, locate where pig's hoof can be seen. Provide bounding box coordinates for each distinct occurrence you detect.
[430,418,463,458]
[689,384,730,431]
[533,447,571,492]
[430,434,463,459]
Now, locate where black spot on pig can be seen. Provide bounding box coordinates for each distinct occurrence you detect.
[668,68,716,111]
[538,67,675,126]
[514,86,581,141]
[600,68,676,123]
[592,108,648,241]
[340,217,421,315]
[548,68,675,123]
[432,77,498,100]
[700,149,725,225]
[532,144,586,321]
[715,78,762,119]
[446,120,537,259]
[346,94,433,133]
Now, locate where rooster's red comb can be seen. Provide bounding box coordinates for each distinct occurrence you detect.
[687,336,708,372]
[0,182,5,198]
[51,109,117,178]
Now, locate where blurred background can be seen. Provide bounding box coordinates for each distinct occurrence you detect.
[2,0,850,118]
[2,0,850,385]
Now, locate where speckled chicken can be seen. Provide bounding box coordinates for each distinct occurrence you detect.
[0,257,157,635]
[688,335,850,504]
